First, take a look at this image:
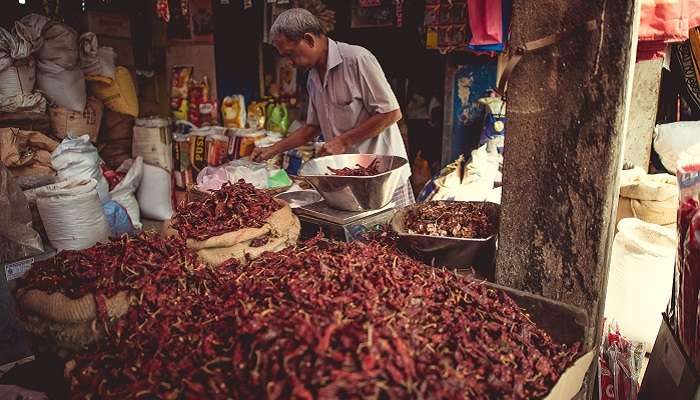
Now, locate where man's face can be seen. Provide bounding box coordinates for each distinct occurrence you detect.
[273,34,318,70]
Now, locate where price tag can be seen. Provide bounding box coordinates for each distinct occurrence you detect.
[5,258,34,281]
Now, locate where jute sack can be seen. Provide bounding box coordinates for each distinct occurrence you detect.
[48,96,104,142]
[179,201,301,266]
[196,212,301,267]
[15,289,130,349]
[616,167,678,228]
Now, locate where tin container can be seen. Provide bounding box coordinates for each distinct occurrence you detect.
[228,129,265,159]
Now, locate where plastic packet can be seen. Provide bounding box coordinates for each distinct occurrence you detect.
[675,154,700,363]
[222,95,246,128]
[598,322,644,400]
[170,66,193,98]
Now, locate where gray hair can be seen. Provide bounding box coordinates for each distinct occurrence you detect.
[270,8,324,42]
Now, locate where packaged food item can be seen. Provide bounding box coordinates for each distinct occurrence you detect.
[254,136,282,169]
[266,102,289,135]
[189,133,209,175]
[221,95,246,128]
[598,322,644,400]
[187,77,209,127]
[170,66,193,98]
[173,134,193,189]
[198,100,218,127]
[234,129,266,159]
[247,101,266,129]
[206,134,229,167]
[170,97,189,121]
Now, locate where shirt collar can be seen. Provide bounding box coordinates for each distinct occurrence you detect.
[311,38,342,87]
[326,38,342,72]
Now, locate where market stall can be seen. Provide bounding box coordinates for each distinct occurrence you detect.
[0,0,627,398]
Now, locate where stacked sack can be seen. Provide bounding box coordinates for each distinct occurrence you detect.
[0,14,48,114]
[616,166,678,230]
[0,127,58,178]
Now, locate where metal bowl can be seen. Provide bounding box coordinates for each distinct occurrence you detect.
[391,201,500,280]
[274,190,322,209]
[299,154,408,212]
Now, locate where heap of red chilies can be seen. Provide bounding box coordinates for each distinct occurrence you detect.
[171,180,282,241]
[52,236,579,399]
[327,159,381,176]
[19,232,195,299]
[406,201,497,239]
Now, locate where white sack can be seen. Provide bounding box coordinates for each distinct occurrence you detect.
[36,59,86,112]
[34,179,110,251]
[603,218,677,353]
[654,121,700,173]
[137,163,173,221]
[110,157,143,230]
[78,32,116,80]
[51,135,109,203]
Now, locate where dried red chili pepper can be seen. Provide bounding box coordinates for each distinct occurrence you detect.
[327,159,381,176]
[405,201,496,239]
[171,180,282,241]
[41,234,579,399]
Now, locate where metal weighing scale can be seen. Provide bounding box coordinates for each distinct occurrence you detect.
[295,200,397,242]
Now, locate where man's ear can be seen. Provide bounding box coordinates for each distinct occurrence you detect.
[302,33,316,48]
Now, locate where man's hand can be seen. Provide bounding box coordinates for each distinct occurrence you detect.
[319,136,347,156]
[251,146,278,162]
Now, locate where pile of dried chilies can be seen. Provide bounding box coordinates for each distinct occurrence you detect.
[170,180,282,241]
[405,201,496,239]
[327,159,381,176]
[38,234,580,399]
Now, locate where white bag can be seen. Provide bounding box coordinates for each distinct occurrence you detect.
[0,57,35,98]
[110,157,143,230]
[34,179,110,251]
[137,163,173,221]
[654,121,700,173]
[51,135,110,203]
[36,60,86,112]
[132,118,173,171]
[603,218,677,352]
[616,167,678,228]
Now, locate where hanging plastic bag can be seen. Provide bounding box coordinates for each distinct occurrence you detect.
[51,135,110,203]
[467,0,503,46]
[0,163,43,263]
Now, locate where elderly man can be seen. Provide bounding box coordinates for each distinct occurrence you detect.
[252,8,414,207]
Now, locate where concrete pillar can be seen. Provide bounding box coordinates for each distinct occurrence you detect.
[624,58,663,169]
[495,0,638,355]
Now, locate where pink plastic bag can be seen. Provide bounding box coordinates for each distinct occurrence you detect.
[638,0,700,43]
[468,0,503,46]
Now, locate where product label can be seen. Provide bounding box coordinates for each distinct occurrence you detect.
[5,258,33,281]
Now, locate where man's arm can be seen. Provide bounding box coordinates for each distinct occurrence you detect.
[320,109,401,155]
[251,124,319,162]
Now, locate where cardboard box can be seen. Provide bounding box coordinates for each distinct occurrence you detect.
[99,36,134,67]
[83,11,131,39]
[639,314,700,399]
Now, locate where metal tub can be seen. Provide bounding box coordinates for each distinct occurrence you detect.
[391,201,500,280]
[299,154,407,212]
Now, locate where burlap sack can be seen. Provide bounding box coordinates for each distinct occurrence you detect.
[16,290,130,350]
[21,313,100,351]
[16,289,130,323]
[197,212,301,266]
[184,202,301,266]
[616,168,678,228]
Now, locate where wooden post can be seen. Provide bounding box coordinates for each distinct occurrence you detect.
[495,0,639,365]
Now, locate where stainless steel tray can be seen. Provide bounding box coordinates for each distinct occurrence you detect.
[299,154,407,212]
[391,201,500,280]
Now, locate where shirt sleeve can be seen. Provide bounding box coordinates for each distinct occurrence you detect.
[357,52,400,115]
